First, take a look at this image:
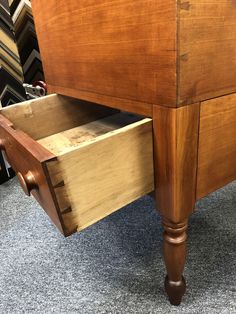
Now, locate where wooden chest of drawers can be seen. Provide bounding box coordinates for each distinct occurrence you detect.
[0,0,236,306]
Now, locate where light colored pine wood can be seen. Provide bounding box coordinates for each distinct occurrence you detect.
[37,113,143,155]
[197,94,236,199]
[0,94,117,140]
[45,118,154,232]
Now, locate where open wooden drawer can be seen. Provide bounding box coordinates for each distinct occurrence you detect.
[0,94,154,236]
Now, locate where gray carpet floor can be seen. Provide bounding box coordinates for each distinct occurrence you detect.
[0,178,235,314]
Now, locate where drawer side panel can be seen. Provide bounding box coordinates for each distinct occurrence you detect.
[46,119,154,232]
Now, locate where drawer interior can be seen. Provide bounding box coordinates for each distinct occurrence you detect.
[0,94,119,140]
[0,94,154,235]
[37,112,144,156]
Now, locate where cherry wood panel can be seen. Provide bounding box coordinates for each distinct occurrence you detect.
[46,85,153,117]
[31,0,177,113]
[197,94,236,199]
[31,1,236,110]
[178,0,236,105]
[153,103,200,222]
[0,117,72,235]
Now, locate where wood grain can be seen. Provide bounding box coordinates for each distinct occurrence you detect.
[38,113,143,156]
[197,94,236,199]
[46,119,154,232]
[32,0,177,112]
[163,219,187,305]
[31,1,236,110]
[1,96,154,235]
[0,117,70,235]
[153,103,200,305]
[0,94,118,140]
[153,103,200,222]
[178,0,236,105]
[47,85,153,117]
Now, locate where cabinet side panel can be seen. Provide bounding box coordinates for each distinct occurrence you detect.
[31,0,177,111]
[179,1,236,105]
[197,94,236,199]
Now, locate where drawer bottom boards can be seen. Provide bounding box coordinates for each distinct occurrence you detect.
[0,94,154,236]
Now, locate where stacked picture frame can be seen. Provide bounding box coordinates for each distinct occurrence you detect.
[0,0,25,108]
[1,0,45,184]
[9,0,44,83]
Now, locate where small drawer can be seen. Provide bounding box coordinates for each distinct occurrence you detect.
[0,94,154,236]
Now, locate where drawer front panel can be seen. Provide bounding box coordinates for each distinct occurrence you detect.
[0,118,71,235]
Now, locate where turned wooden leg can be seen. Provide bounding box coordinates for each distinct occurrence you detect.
[153,104,200,305]
[162,219,188,305]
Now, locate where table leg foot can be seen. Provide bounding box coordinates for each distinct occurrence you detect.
[162,219,188,306]
[165,275,186,306]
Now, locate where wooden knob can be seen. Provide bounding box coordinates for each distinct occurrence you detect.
[17,171,38,196]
